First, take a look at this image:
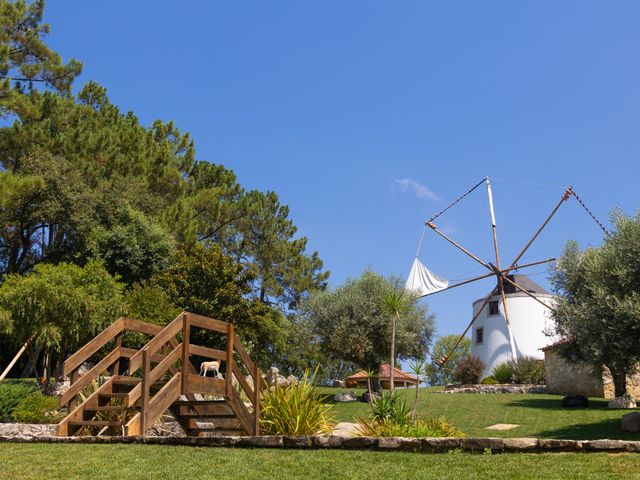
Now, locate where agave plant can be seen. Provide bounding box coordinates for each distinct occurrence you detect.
[260,368,334,436]
[369,392,411,426]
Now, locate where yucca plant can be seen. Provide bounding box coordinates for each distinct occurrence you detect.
[260,368,334,435]
[491,362,514,384]
[369,391,411,426]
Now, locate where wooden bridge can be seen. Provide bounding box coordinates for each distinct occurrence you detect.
[57,312,264,437]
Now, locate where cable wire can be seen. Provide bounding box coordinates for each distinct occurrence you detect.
[425,178,485,224]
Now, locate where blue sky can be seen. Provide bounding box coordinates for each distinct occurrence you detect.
[44,2,639,339]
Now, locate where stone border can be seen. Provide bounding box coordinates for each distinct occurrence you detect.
[1,434,639,453]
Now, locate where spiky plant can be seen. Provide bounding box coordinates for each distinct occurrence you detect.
[260,368,334,436]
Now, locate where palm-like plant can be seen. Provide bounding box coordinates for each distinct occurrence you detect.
[408,359,427,417]
[364,367,376,401]
[382,289,409,393]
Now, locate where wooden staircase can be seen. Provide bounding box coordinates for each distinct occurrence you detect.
[57,313,265,437]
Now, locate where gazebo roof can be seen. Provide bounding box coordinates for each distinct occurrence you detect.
[345,364,419,384]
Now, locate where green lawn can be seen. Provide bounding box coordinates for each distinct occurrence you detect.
[319,387,640,440]
[1,444,639,480]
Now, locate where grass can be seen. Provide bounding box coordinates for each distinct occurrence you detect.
[319,387,640,440]
[1,444,640,480]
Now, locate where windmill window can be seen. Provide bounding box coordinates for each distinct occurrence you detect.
[476,327,484,345]
[488,300,499,316]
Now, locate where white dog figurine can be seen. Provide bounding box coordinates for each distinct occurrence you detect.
[199,360,221,378]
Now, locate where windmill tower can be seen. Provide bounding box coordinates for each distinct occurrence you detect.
[470,274,556,377]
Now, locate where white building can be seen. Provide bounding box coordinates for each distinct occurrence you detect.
[470,275,556,378]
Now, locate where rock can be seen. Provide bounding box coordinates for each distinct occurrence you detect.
[608,394,637,409]
[51,379,71,396]
[286,375,298,386]
[360,391,381,403]
[332,380,346,388]
[265,366,290,388]
[622,412,640,432]
[78,362,94,375]
[442,384,546,394]
[0,423,57,437]
[561,395,589,408]
[265,367,279,386]
[334,392,357,402]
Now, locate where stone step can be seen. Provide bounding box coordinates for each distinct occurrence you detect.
[196,429,247,437]
[187,417,242,430]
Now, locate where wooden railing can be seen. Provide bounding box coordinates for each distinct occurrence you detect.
[60,312,264,436]
[59,318,168,410]
[130,312,263,436]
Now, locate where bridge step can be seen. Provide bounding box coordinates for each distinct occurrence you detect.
[68,420,126,427]
[85,405,139,412]
[112,376,141,385]
[175,402,233,417]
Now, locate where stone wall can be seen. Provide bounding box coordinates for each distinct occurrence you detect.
[545,349,640,399]
[544,350,604,397]
[1,434,640,453]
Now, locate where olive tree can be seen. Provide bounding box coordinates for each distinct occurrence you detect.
[301,270,435,374]
[549,212,640,397]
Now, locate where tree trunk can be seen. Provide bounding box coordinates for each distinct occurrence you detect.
[609,365,628,397]
[390,316,396,394]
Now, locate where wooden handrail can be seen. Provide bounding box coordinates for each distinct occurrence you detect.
[188,312,228,334]
[233,332,267,392]
[59,347,122,407]
[189,344,226,361]
[63,318,126,376]
[129,313,183,372]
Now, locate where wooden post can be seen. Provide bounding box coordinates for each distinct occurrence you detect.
[253,362,260,436]
[225,324,234,397]
[486,177,517,362]
[426,221,493,271]
[0,335,33,381]
[110,333,122,376]
[68,368,80,410]
[181,313,190,395]
[508,187,573,270]
[140,349,150,434]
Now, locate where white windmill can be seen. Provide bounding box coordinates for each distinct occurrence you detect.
[406,177,610,375]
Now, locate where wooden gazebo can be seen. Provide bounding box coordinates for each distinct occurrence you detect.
[345,364,419,390]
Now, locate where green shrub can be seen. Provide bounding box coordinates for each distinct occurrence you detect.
[480,376,498,385]
[0,380,38,422]
[510,356,545,384]
[260,369,334,435]
[452,355,485,384]
[370,392,411,426]
[357,416,464,438]
[11,392,62,424]
[491,362,514,384]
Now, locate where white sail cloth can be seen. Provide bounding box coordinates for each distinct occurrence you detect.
[405,258,449,297]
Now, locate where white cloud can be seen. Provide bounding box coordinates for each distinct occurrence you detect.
[393,177,441,202]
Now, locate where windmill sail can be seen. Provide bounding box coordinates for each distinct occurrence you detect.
[405,258,449,297]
